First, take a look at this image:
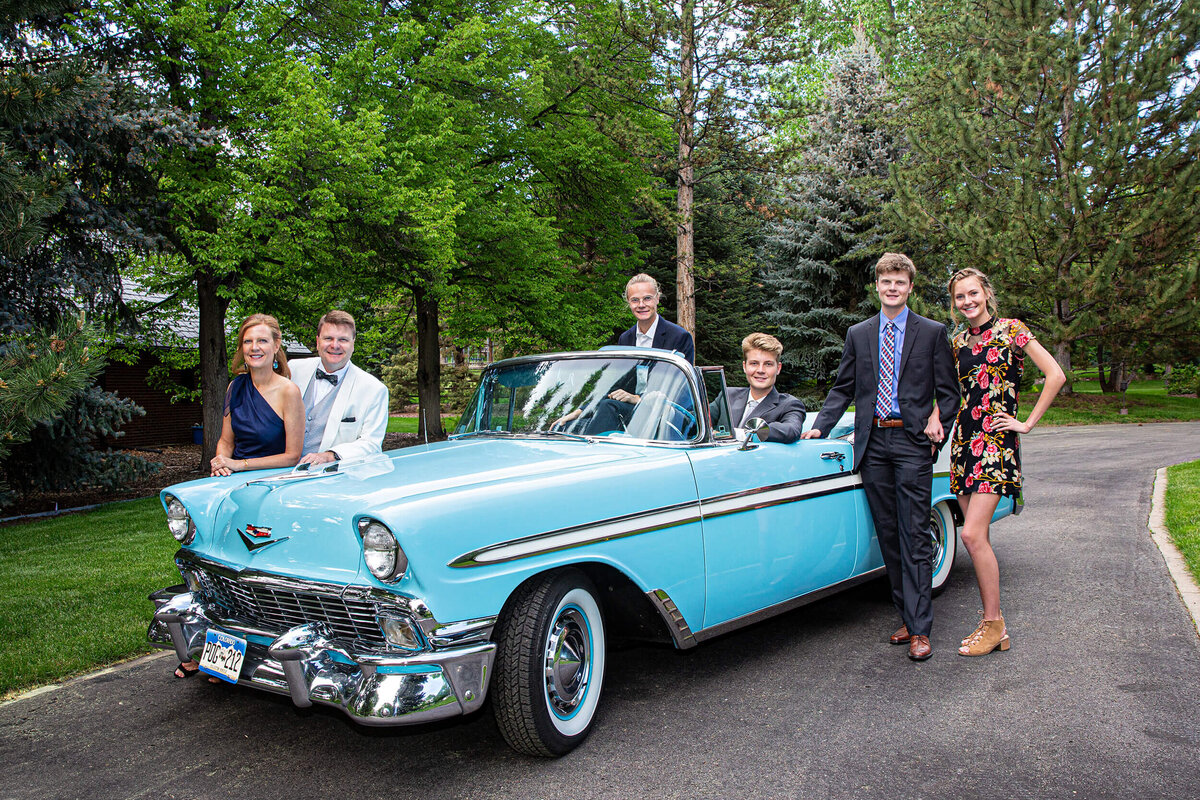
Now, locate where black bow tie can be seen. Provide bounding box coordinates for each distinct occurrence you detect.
[315,368,339,385]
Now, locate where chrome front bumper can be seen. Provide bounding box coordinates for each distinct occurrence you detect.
[148,588,495,726]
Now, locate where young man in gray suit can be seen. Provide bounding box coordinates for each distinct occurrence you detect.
[289,310,389,466]
[802,253,959,661]
[722,332,806,443]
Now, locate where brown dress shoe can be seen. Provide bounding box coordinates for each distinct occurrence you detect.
[890,625,911,645]
[908,635,932,661]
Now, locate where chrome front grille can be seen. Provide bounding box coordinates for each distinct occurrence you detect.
[195,569,385,645]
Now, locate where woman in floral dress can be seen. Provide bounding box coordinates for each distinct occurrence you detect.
[927,268,1065,656]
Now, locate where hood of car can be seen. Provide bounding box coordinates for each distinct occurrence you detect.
[171,438,661,584]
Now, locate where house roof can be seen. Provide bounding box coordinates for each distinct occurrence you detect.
[121,282,312,355]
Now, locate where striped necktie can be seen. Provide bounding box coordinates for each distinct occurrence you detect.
[876,321,897,418]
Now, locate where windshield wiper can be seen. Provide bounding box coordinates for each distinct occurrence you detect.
[449,429,517,439]
[526,429,592,442]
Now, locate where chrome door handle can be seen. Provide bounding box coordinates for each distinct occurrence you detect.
[821,451,846,472]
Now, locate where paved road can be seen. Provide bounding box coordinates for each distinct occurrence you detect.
[3,423,1200,800]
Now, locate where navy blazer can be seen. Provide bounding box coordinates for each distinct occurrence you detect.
[723,386,806,443]
[811,311,959,470]
[617,316,695,363]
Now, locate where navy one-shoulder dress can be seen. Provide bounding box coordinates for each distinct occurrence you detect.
[224,374,287,459]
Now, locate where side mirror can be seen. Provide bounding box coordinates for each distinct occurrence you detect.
[739,418,768,451]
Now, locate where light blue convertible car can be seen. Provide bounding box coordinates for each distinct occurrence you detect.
[149,348,1015,756]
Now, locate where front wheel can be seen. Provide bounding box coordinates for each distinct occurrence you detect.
[930,501,958,595]
[492,569,606,756]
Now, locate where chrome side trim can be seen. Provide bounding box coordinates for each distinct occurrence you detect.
[449,500,702,567]
[449,471,863,568]
[692,567,887,644]
[647,589,697,649]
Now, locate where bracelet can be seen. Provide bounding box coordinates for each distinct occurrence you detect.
[242,459,249,471]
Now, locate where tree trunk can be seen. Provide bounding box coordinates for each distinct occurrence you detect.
[414,285,444,440]
[1097,342,1112,392]
[197,270,231,472]
[1054,339,1073,395]
[674,0,696,339]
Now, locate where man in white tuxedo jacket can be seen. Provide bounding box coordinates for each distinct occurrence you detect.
[289,310,389,465]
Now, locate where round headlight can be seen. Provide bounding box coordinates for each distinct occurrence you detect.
[358,518,408,581]
[165,495,196,545]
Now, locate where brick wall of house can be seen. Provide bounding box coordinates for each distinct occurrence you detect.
[100,353,203,449]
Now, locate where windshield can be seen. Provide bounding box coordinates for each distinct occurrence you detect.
[455,355,700,443]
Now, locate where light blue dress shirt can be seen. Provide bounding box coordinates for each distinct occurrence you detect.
[877,307,908,418]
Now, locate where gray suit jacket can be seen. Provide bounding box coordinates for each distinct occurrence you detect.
[723,386,806,444]
[811,311,959,470]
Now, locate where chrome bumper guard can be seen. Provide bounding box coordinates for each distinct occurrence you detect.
[148,587,494,726]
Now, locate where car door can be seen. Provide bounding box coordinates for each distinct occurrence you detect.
[688,437,864,630]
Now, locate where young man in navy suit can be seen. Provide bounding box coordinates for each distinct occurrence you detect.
[722,332,806,443]
[802,253,959,661]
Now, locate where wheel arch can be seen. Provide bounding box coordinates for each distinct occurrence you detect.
[499,562,676,649]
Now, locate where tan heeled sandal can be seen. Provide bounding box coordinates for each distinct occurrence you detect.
[958,615,1010,656]
[961,611,985,646]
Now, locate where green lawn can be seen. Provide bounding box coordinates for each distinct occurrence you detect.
[386,415,460,434]
[1019,379,1200,426]
[0,497,180,698]
[1165,460,1200,587]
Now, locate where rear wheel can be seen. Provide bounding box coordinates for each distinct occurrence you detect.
[930,501,958,595]
[492,569,606,756]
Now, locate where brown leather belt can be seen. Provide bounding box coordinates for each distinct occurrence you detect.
[873,417,904,428]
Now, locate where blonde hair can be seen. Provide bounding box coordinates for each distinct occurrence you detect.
[947,267,1000,320]
[230,313,291,378]
[875,252,916,282]
[625,273,661,298]
[741,332,784,362]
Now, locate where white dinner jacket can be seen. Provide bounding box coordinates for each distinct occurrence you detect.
[289,358,389,460]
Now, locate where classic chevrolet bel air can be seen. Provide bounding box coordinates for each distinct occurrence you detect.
[149,348,1016,756]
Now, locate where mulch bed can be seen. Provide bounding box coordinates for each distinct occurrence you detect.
[1,433,425,521]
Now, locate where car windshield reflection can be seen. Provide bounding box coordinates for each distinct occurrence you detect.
[454,355,699,443]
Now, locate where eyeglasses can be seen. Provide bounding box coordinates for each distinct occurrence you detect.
[627,295,657,305]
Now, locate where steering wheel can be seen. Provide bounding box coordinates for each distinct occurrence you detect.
[656,398,697,441]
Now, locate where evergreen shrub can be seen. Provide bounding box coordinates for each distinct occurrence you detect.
[4,386,159,494]
[1168,365,1200,396]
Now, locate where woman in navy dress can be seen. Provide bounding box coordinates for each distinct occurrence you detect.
[176,314,304,679]
[209,314,304,477]
[928,268,1065,656]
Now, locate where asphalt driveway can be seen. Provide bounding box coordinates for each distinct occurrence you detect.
[2,422,1199,799]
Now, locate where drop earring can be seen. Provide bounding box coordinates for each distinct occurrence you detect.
[273,359,279,369]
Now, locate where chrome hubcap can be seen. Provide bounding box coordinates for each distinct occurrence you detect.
[544,607,590,716]
[931,512,945,567]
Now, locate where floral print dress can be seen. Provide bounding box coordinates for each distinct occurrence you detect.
[949,317,1033,496]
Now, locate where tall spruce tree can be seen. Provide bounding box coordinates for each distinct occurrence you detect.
[0,0,196,504]
[760,29,901,389]
[890,0,1200,390]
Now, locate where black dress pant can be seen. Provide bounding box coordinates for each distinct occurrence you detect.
[860,426,935,637]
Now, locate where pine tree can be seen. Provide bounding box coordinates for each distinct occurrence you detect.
[890,0,1200,390]
[0,1,192,504]
[760,29,902,389]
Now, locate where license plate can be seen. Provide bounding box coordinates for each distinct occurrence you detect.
[198,629,246,684]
